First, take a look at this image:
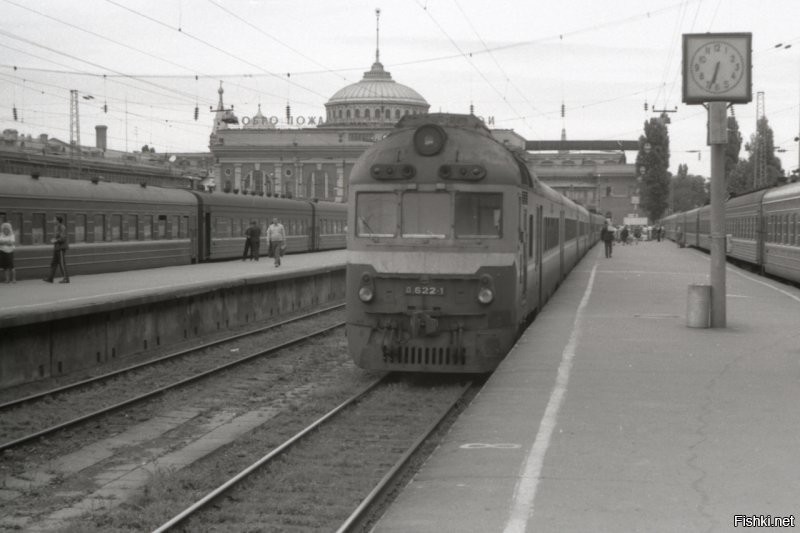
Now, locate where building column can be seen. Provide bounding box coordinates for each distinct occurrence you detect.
[336,161,345,202]
[234,164,242,191]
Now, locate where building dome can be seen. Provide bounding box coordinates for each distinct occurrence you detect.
[323,61,429,128]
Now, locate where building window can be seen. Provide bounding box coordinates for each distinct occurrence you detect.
[355,109,360,118]
[364,109,370,119]
[606,186,612,197]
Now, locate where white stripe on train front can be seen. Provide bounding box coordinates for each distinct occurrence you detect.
[347,250,516,274]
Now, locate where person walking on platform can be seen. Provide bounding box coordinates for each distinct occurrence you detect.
[266,217,286,267]
[43,216,69,283]
[601,220,614,258]
[0,222,16,283]
[243,220,261,261]
[620,225,629,245]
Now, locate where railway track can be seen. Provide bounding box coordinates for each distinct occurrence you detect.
[0,305,345,453]
[151,375,477,532]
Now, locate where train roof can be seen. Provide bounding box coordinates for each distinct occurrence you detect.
[350,113,530,188]
[0,172,197,205]
[192,190,346,213]
[762,181,800,204]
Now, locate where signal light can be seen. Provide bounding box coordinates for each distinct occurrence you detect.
[13,107,18,121]
[194,106,199,120]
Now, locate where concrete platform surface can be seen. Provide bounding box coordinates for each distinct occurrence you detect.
[375,241,800,533]
[0,250,346,328]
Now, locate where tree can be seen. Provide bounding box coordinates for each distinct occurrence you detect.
[724,114,743,193]
[750,116,783,187]
[671,164,708,211]
[636,117,671,221]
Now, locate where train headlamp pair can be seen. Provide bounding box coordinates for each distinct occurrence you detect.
[477,274,494,305]
[359,272,375,303]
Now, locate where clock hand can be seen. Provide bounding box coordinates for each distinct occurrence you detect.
[710,61,720,85]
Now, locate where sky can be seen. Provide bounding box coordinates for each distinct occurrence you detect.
[2,0,800,179]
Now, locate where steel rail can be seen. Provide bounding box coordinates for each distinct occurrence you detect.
[0,303,344,412]
[0,321,345,453]
[336,381,473,533]
[150,375,388,533]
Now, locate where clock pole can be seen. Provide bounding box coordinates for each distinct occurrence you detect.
[708,102,728,327]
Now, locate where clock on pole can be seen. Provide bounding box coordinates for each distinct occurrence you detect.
[682,33,752,104]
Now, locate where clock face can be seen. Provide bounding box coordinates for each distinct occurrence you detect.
[690,41,744,94]
[682,33,751,104]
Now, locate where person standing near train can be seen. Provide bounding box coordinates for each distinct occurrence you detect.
[0,222,16,283]
[43,216,69,283]
[600,220,614,258]
[266,217,286,267]
[242,220,261,261]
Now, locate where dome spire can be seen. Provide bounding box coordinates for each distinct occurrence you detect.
[375,8,381,64]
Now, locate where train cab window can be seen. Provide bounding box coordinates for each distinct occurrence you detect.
[402,192,449,239]
[455,192,502,238]
[32,213,46,245]
[356,192,397,237]
[74,215,86,242]
[111,215,122,241]
[127,215,138,240]
[143,215,153,240]
[94,214,106,242]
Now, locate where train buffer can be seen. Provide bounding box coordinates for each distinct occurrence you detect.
[375,241,800,532]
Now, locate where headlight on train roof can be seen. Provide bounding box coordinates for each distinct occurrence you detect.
[477,287,494,305]
[413,124,447,156]
[358,286,374,303]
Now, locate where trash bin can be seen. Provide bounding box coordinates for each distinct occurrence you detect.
[686,284,711,328]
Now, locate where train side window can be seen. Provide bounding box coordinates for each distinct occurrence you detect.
[128,215,139,240]
[157,215,167,239]
[356,192,397,237]
[403,191,449,238]
[111,215,122,241]
[232,218,242,238]
[214,217,230,238]
[179,216,188,239]
[454,192,502,238]
[32,213,47,245]
[94,214,106,242]
[143,215,153,240]
[73,215,86,242]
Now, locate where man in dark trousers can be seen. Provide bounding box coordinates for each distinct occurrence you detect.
[600,220,614,258]
[44,216,69,283]
[243,220,261,261]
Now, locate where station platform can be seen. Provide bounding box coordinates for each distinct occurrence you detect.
[0,250,346,328]
[376,241,800,532]
[0,250,346,389]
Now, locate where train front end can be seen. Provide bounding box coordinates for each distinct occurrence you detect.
[346,114,530,373]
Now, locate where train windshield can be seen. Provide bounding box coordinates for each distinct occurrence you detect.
[455,192,502,238]
[356,192,397,237]
[401,192,449,238]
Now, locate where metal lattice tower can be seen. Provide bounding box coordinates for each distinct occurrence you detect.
[69,89,81,178]
[755,91,766,189]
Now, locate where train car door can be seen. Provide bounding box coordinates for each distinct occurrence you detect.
[518,195,528,309]
[536,205,544,306]
[203,211,211,261]
[559,209,565,280]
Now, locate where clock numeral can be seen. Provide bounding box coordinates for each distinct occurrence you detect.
[714,43,721,52]
[698,72,705,81]
[698,56,707,64]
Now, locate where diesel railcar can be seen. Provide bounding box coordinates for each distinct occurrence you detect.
[346,113,602,373]
[662,181,800,284]
[0,172,346,279]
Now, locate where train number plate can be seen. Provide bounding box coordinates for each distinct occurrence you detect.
[405,285,445,296]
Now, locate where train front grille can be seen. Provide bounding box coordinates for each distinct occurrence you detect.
[384,345,466,366]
